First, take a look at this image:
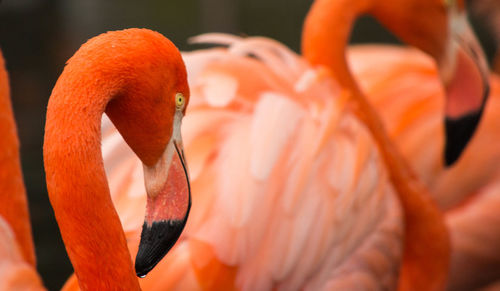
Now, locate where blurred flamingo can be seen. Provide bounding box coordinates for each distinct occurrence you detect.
[88,1,492,291]
[0,48,45,290]
[43,28,191,290]
[346,2,500,289]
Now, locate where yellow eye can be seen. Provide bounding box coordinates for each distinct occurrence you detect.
[175,93,185,109]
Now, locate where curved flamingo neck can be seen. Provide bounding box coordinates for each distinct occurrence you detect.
[44,63,140,290]
[302,1,450,290]
[302,0,372,90]
[0,51,36,266]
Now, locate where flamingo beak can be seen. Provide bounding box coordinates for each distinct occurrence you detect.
[439,10,490,166]
[135,112,191,277]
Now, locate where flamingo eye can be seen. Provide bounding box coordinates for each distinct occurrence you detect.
[175,93,185,109]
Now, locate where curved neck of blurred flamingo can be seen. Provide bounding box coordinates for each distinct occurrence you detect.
[44,70,141,290]
[301,0,420,184]
[0,51,36,266]
[302,1,450,290]
[302,0,372,92]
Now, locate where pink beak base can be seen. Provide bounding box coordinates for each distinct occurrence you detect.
[135,142,191,277]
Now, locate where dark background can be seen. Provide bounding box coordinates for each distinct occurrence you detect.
[0,0,497,289]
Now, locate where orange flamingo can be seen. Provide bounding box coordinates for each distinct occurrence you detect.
[0,50,45,289]
[303,0,493,288]
[91,0,491,290]
[43,28,191,290]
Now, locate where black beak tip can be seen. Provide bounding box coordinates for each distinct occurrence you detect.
[135,219,187,277]
[444,111,482,167]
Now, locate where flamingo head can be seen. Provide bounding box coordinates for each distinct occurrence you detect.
[372,0,490,165]
[102,30,191,278]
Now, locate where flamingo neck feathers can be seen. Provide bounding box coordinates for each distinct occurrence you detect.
[44,60,140,291]
[0,51,36,266]
[44,29,188,290]
[302,1,450,290]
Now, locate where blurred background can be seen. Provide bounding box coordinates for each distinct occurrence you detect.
[0,0,497,289]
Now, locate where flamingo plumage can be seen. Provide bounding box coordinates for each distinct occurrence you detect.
[0,49,45,289]
[43,28,191,290]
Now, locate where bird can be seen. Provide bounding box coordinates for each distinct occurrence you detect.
[348,45,500,290]
[79,0,491,290]
[0,49,45,289]
[43,28,191,290]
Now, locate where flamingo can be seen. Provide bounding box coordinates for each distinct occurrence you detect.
[303,0,496,289]
[43,28,191,290]
[0,49,45,289]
